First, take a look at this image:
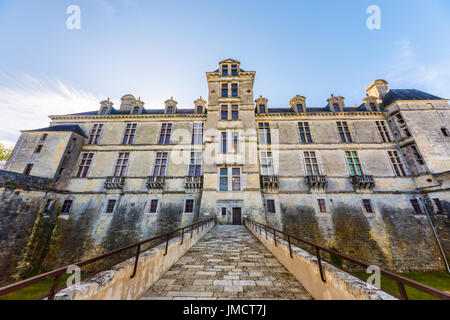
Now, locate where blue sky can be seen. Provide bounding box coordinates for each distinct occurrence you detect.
[0,0,449,146]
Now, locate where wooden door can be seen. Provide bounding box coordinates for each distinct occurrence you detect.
[232,208,242,225]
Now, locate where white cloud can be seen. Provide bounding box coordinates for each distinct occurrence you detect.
[94,0,116,21]
[386,39,450,97]
[0,74,100,147]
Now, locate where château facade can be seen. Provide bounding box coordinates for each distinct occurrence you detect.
[2,59,449,278]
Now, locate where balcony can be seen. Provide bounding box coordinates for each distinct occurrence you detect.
[146,176,166,190]
[351,175,376,191]
[306,175,328,191]
[185,176,203,190]
[260,175,279,191]
[105,177,125,189]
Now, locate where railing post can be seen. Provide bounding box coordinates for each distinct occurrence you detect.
[273,229,277,247]
[191,225,194,239]
[265,225,268,240]
[48,273,62,300]
[180,228,184,245]
[316,247,326,283]
[164,234,170,256]
[288,235,293,258]
[130,244,141,279]
[397,281,409,300]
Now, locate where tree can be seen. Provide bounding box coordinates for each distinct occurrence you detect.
[0,144,13,161]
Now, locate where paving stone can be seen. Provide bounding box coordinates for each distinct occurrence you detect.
[140,226,312,300]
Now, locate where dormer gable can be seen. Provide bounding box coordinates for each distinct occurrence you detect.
[98,99,113,115]
[362,95,381,112]
[165,97,178,114]
[327,95,345,112]
[219,58,241,77]
[255,96,268,114]
[290,95,307,113]
[194,97,207,114]
[131,97,145,114]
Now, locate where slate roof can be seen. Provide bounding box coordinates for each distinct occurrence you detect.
[23,124,88,138]
[382,89,446,108]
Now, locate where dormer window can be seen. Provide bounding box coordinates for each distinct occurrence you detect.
[232,84,238,97]
[221,84,228,97]
[197,106,203,114]
[132,107,140,114]
[333,103,339,112]
[222,65,229,76]
[100,107,108,115]
[167,106,174,114]
[369,103,377,111]
[259,105,266,113]
[231,65,238,76]
[296,104,304,113]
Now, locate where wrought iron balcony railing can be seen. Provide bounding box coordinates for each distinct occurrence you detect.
[146,176,166,189]
[105,176,125,189]
[306,175,328,190]
[351,175,376,190]
[185,176,203,190]
[260,175,279,190]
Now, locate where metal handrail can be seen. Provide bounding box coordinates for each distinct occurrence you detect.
[244,218,450,300]
[0,218,215,300]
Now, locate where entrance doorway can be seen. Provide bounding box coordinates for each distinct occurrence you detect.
[232,208,242,225]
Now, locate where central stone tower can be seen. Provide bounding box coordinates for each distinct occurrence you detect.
[199,59,265,224]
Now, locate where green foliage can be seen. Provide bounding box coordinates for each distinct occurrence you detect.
[0,143,13,161]
[329,246,344,267]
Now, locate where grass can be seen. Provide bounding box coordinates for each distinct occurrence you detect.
[0,273,79,301]
[353,271,450,300]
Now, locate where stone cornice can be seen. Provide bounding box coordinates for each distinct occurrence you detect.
[49,114,208,121]
[255,111,386,118]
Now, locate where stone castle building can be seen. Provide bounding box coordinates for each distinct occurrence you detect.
[1,59,449,284]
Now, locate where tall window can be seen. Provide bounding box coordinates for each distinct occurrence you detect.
[232,132,239,153]
[114,153,129,177]
[149,199,159,213]
[221,106,228,120]
[258,123,271,144]
[222,65,229,76]
[337,122,352,143]
[106,200,116,214]
[159,123,172,145]
[231,105,239,120]
[24,164,33,175]
[220,168,228,191]
[388,151,406,177]
[77,153,94,178]
[34,145,43,154]
[88,124,103,145]
[304,151,320,176]
[231,64,238,76]
[221,83,228,97]
[298,122,313,143]
[261,152,274,175]
[266,200,276,214]
[259,105,266,113]
[433,199,443,213]
[221,132,227,154]
[410,199,423,215]
[184,199,194,213]
[232,168,241,191]
[318,199,326,213]
[231,83,238,97]
[395,113,411,137]
[122,124,137,145]
[376,121,392,143]
[41,134,48,141]
[296,104,304,113]
[188,152,202,176]
[345,151,363,176]
[153,152,168,176]
[411,145,425,165]
[363,199,374,213]
[192,123,204,144]
[62,200,73,214]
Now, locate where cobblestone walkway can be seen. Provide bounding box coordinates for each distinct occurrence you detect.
[140,225,313,300]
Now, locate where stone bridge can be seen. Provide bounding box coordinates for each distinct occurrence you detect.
[53,222,394,300]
